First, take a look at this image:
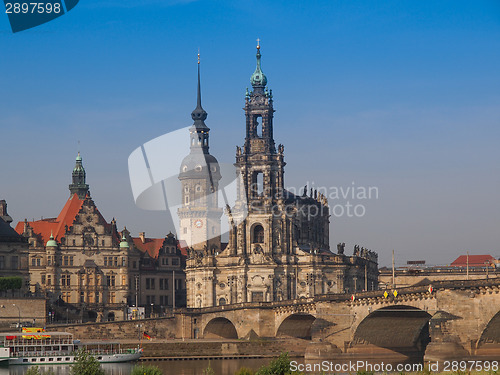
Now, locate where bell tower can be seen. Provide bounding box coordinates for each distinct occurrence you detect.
[69,152,89,199]
[232,42,287,260]
[178,55,222,252]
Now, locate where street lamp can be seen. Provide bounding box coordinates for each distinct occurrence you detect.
[12,304,21,328]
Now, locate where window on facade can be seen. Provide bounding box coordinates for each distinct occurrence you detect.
[96,293,99,303]
[172,258,179,266]
[73,240,76,246]
[151,295,156,304]
[106,275,115,287]
[70,256,73,266]
[109,292,115,303]
[159,279,164,290]
[102,240,105,246]
[121,275,126,287]
[146,278,150,290]
[41,275,46,284]
[122,257,126,267]
[219,298,226,306]
[47,275,52,286]
[31,257,36,267]
[133,261,137,269]
[47,256,52,266]
[80,292,84,303]
[0,256,5,269]
[253,225,264,243]
[175,279,182,290]
[185,196,189,204]
[36,258,41,266]
[63,256,69,266]
[114,257,118,267]
[104,257,108,267]
[151,278,155,290]
[10,256,18,270]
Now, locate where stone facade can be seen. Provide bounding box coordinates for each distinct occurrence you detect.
[0,200,29,293]
[183,45,378,308]
[15,154,186,322]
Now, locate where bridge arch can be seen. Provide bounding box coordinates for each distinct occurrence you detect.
[203,317,238,339]
[478,309,500,347]
[276,313,316,340]
[353,305,431,355]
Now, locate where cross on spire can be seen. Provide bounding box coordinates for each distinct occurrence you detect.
[256,38,260,49]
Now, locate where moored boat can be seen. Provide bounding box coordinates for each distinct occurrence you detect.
[0,332,142,366]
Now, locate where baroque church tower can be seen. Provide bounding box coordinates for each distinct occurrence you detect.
[185,44,379,309]
[178,56,222,252]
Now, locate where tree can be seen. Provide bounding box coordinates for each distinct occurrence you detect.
[131,364,163,375]
[70,349,105,375]
[0,277,22,291]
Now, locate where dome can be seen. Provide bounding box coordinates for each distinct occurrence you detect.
[120,234,129,249]
[179,153,221,180]
[46,232,58,247]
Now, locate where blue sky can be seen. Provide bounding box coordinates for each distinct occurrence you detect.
[1,0,499,266]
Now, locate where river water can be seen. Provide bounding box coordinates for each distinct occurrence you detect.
[0,359,272,375]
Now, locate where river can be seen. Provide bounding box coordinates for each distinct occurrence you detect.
[0,358,272,375]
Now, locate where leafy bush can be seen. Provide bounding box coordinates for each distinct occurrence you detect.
[131,364,163,375]
[0,276,22,291]
[25,366,41,375]
[202,361,216,375]
[256,352,297,375]
[70,349,105,375]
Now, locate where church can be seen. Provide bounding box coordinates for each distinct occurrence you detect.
[180,44,379,308]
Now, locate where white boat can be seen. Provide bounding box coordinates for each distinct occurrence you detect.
[0,332,142,366]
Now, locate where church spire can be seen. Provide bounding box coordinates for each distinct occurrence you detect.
[189,52,210,153]
[191,52,208,125]
[250,39,267,90]
[69,152,89,199]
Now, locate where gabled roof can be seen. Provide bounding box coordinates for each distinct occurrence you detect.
[451,254,495,267]
[132,237,165,259]
[15,194,84,245]
[14,194,117,245]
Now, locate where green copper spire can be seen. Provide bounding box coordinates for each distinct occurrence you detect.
[69,152,89,199]
[250,39,267,88]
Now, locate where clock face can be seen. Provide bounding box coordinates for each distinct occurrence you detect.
[194,219,203,229]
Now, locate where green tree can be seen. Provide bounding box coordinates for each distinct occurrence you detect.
[131,364,163,375]
[25,366,41,375]
[202,361,216,375]
[0,276,23,291]
[255,352,298,375]
[70,349,105,375]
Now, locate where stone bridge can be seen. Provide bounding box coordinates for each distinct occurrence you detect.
[184,278,500,359]
[57,279,500,361]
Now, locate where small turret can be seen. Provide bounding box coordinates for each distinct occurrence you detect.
[46,231,58,248]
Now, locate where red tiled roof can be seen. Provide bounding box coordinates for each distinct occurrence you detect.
[132,237,165,259]
[14,194,85,245]
[451,254,495,267]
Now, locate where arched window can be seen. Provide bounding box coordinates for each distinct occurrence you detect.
[219,298,226,306]
[253,225,264,243]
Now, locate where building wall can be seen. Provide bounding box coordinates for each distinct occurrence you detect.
[0,298,46,328]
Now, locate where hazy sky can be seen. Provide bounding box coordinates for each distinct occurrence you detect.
[1,0,499,267]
